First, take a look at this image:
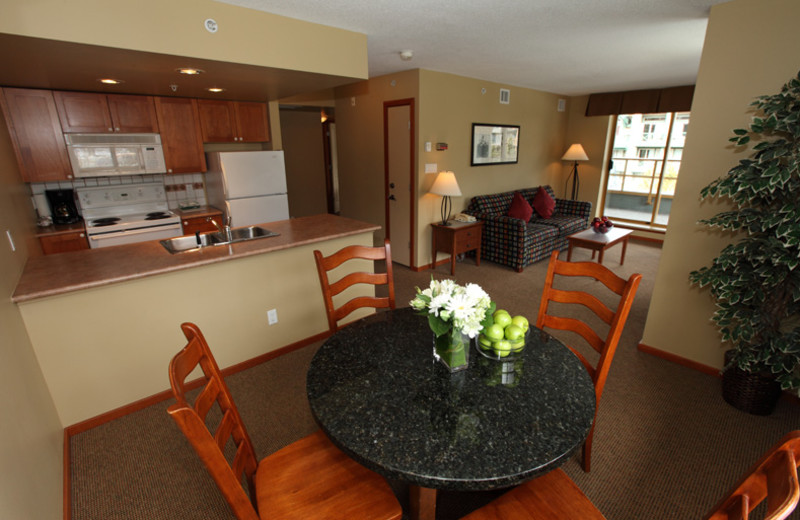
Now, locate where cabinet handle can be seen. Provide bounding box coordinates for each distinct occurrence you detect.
[80,233,85,238]
[115,127,120,131]
[108,127,113,132]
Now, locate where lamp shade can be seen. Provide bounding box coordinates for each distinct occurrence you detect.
[429,171,462,197]
[561,144,589,162]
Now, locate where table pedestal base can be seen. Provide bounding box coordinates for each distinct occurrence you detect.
[409,485,437,520]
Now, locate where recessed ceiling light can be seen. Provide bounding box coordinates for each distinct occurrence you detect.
[177,68,205,75]
[99,78,124,85]
[206,87,226,93]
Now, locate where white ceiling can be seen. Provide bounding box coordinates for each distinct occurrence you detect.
[218,0,730,96]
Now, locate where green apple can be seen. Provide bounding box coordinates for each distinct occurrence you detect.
[504,324,524,341]
[484,324,505,342]
[509,338,525,352]
[478,334,493,350]
[493,339,512,357]
[511,315,529,332]
[493,310,512,328]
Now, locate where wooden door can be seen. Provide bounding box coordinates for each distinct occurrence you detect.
[53,91,113,133]
[385,101,414,267]
[197,99,236,142]
[1,88,74,181]
[154,97,206,174]
[107,94,159,133]
[234,102,270,142]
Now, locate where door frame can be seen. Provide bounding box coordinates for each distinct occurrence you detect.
[383,98,416,268]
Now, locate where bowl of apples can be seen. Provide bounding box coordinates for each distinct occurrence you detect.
[476,309,530,361]
[591,216,614,234]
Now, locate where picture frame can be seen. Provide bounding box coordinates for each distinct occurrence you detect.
[470,123,520,166]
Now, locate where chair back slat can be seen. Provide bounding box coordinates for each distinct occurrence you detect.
[538,314,605,355]
[314,239,396,333]
[547,287,616,325]
[706,432,800,520]
[167,322,261,520]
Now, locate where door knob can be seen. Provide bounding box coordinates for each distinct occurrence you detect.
[389,182,396,189]
[388,194,396,201]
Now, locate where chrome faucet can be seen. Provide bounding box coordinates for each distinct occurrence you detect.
[207,216,233,242]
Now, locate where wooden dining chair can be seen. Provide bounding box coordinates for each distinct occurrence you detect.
[536,250,642,472]
[705,430,800,520]
[464,431,800,520]
[167,322,402,520]
[313,238,396,333]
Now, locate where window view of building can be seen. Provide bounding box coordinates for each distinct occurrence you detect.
[603,112,689,227]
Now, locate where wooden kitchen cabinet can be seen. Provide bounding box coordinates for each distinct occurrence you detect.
[431,221,483,275]
[54,91,159,133]
[39,230,89,254]
[0,87,74,182]
[181,211,224,235]
[153,97,206,174]
[197,99,270,143]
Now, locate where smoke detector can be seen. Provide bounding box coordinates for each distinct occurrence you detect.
[399,50,413,61]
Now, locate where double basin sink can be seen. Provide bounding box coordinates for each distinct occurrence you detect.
[160,225,279,254]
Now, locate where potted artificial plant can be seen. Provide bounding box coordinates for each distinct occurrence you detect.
[689,70,800,415]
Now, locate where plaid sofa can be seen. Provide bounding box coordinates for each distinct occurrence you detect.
[464,185,591,272]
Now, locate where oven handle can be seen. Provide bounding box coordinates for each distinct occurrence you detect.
[88,223,181,241]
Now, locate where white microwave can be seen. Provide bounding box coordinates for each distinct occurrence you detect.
[64,133,167,177]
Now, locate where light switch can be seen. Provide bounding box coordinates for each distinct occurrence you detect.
[425,142,432,152]
[425,163,437,174]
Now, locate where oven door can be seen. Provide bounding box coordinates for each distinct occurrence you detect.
[86,223,182,248]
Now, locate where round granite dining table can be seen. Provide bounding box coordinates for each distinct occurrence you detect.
[306,306,596,520]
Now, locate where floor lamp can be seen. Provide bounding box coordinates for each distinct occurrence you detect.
[562,144,589,200]
[429,171,462,225]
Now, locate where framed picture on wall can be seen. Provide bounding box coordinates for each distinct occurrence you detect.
[470,123,520,166]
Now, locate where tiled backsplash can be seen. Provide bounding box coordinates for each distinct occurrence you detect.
[30,173,208,215]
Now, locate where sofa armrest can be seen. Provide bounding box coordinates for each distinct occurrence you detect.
[554,198,592,220]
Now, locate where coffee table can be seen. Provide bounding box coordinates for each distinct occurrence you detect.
[567,227,633,265]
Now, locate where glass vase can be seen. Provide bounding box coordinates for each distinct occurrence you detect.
[433,327,470,372]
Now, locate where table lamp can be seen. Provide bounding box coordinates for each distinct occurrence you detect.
[562,144,589,200]
[429,170,462,225]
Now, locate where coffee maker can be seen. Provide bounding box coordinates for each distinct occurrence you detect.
[46,189,80,225]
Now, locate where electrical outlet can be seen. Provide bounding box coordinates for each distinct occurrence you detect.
[267,309,278,325]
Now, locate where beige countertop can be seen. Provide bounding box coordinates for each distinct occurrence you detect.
[172,205,223,219]
[13,214,380,303]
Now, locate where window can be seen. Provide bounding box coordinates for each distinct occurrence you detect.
[602,111,690,227]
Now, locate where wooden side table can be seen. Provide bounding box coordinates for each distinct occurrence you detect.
[431,220,482,275]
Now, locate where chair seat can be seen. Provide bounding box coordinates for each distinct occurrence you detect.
[461,469,606,520]
[256,430,402,520]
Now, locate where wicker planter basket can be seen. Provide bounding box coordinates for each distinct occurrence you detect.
[721,350,781,416]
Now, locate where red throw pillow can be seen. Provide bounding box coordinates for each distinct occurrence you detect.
[508,191,533,222]
[532,187,555,219]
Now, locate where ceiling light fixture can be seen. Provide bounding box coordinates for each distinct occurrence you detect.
[399,50,413,61]
[206,87,226,93]
[98,78,124,85]
[177,68,205,75]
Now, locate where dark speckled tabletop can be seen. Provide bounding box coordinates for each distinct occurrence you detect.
[306,307,596,496]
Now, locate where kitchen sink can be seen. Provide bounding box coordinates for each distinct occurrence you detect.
[160,226,279,254]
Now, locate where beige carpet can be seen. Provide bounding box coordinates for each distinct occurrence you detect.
[70,241,800,519]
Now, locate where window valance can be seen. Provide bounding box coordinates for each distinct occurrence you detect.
[585,85,694,116]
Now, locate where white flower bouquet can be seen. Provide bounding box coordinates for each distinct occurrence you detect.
[410,279,495,372]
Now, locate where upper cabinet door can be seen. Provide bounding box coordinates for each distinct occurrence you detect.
[197,99,270,142]
[197,100,237,142]
[235,102,270,142]
[54,91,114,133]
[106,94,159,133]
[54,91,159,133]
[154,97,206,174]
[1,88,74,182]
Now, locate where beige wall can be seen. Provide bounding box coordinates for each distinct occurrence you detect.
[1,0,366,79]
[19,232,375,426]
[641,0,800,368]
[335,69,570,268]
[0,106,62,517]
[281,109,329,217]
[334,69,420,243]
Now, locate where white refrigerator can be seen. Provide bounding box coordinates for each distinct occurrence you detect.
[205,151,290,227]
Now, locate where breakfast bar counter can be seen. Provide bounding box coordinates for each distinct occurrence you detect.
[13,213,379,303]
